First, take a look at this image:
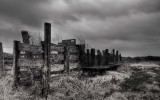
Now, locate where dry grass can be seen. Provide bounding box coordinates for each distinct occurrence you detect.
[1,61,160,100]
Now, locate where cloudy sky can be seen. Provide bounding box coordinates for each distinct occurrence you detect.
[0,0,160,57]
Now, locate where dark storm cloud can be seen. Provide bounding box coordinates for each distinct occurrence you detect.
[0,0,49,27]
[0,0,160,56]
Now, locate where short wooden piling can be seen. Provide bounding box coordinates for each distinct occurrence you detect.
[116,50,119,62]
[112,49,115,63]
[91,48,95,67]
[105,49,109,65]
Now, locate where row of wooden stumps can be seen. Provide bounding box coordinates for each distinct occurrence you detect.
[80,48,122,68]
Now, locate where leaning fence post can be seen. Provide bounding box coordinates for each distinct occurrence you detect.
[13,41,20,87]
[21,31,32,58]
[0,42,4,76]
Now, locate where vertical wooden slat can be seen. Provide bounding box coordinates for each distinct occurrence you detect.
[91,48,95,67]
[97,50,102,66]
[116,50,119,63]
[119,53,122,61]
[77,44,85,68]
[42,23,51,98]
[0,42,4,76]
[64,46,70,75]
[105,49,109,65]
[86,49,90,67]
[112,49,115,63]
[102,50,105,66]
[13,41,20,87]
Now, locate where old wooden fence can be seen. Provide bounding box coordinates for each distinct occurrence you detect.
[0,22,123,98]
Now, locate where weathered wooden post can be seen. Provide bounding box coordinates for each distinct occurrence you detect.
[13,41,20,87]
[42,23,51,98]
[97,50,102,66]
[78,44,85,67]
[86,49,90,67]
[64,45,70,75]
[21,31,32,58]
[119,53,122,61]
[112,49,115,63]
[102,50,105,66]
[21,31,30,43]
[91,48,95,67]
[116,50,119,63]
[105,49,109,65]
[0,42,4,76]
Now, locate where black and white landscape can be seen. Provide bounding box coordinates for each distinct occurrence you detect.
[0,0,160,100]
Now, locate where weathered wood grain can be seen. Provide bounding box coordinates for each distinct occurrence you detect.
[18,43,43,53]
[18,59,44,67]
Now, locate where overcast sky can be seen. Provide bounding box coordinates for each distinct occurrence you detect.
[0,0,160,57]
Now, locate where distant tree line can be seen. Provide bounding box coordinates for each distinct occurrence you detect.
[124,56,160,61]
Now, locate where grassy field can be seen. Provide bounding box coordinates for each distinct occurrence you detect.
[0,61,160,100]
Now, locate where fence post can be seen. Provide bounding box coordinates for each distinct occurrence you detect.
[102,50,105,66]
[105,49,109,65]
[97,50,102,66]
[86,49,90,67]
[42,23,51,98]
[21,31,32,58]
[13,41,20,87]
[91,48,95,67]
[112,49,115,63]
[64,45,70,75]
[78,44,85,68]
[0,42,4,76]
[116,50,119,63]
[119,53,122,61]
